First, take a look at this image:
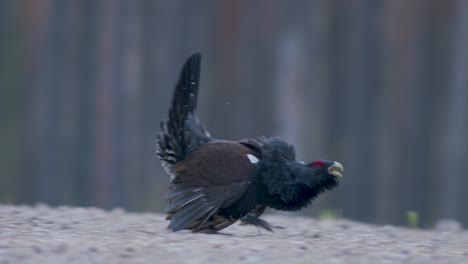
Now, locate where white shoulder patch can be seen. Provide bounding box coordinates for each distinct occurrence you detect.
[246,154,259,164]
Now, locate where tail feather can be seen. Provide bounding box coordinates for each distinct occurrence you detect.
[157,53,211,169]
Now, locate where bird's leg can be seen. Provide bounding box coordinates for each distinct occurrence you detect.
[240,213,274,232]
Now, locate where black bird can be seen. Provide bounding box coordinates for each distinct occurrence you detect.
[157,53,343,233]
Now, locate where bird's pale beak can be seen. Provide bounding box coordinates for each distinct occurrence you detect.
[328,161,344,178]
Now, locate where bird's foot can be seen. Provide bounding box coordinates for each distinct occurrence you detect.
[240,214,276,232]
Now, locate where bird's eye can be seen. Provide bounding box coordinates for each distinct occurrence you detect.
[311,160,325,169]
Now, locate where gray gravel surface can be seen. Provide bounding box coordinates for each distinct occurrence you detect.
[0,204,467,264]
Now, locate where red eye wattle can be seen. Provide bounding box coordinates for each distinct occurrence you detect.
[311,161,325,168]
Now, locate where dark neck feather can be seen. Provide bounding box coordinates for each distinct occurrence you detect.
[257,138,339,211]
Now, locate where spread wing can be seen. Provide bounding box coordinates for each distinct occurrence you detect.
[165,141,261,232]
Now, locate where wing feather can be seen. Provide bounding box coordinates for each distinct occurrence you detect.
[165,181,249,232]
[168,198,215,231]
[165,191,204,214]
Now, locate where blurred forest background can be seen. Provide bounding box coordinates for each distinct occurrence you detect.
[1,0,467,228]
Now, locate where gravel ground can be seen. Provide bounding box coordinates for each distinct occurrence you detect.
[0,204,467,264]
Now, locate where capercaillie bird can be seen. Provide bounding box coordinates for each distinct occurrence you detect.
[157,53,343,233]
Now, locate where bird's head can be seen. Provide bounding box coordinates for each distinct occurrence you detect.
[307,160,344,178]
[288,159,343,195]
[259,138,344,211]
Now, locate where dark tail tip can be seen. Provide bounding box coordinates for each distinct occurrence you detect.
[179,53,202,84]
[190,52,201,61]
[175,53,202,112]
[183,53,201,74]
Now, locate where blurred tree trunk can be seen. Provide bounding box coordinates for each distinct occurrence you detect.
[275,31,310,152]
[375,0,423,225]
[20,0,48,203]
[94,0,143,208]
[121,1,143,210]
[209,0,275,139]
[94,0,129,208]
[274,0,333,214]
[341,0,381,222]
[72,0,99,206]
[274,0,328,158]
[440,0,468,222]
[416,1,454,226]
[31,0,84,205]
[20,0,99,206]
[0,0,24,203]
[139,0,171,211]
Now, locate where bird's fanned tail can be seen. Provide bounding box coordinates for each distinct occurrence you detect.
[157,53,211,170]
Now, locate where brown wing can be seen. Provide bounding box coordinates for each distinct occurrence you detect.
[165,141,261,232]
[173,141,259,186]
